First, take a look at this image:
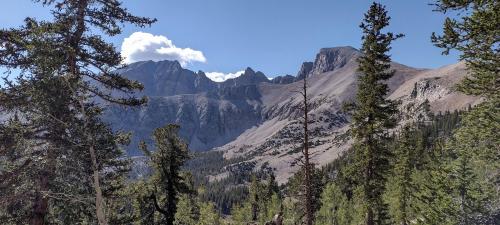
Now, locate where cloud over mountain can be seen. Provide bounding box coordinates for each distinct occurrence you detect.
[121,32,206,66]
[205,70,245,82]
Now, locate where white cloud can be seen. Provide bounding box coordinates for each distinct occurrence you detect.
[121,32,206,66]
[205,70,245,82]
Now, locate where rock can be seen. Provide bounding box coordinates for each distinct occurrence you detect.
[107,61,269,154]
[309,46,361,76]
[295,61,313,81]
[221,67,270,88]
[271,75,295,84]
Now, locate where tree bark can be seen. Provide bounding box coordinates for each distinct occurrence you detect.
[302,77,313,225]
[31,173,49,225]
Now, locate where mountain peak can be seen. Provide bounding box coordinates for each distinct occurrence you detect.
[319,46,359,53]
[155,60,183,70]
[296,62,314,80]
[310,46,361,76]
[222,67,269,86]
[244,67,256,75]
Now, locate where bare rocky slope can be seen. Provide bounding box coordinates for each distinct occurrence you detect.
[111,46,479,182]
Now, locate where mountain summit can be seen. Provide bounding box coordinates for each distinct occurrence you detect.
[310,46,362,76]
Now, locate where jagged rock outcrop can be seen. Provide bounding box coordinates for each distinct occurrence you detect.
[295,62,313,80]
[108,62,270,153]
[118,60,216,96]
[310,46,361,76]
[271,75,295,84]
[220,67,270,88]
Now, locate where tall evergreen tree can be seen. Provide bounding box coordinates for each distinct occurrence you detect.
[140,124,191,225]
[197,202,221,225]
[0,1,155,224]
[386,124,422,225]
[348,2,403,225]
[431,0,499,223]
[315,183,353,225]
[174,173,200,225]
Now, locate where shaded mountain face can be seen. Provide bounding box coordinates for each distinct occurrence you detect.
[295,62,313,80]
[118,60,216,96]
[108,61,270,153]
[109,46,479,183]
[110,47,362,154]
[271,75,295,84]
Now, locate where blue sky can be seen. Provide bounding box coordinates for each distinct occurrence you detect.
[0,0,459,81]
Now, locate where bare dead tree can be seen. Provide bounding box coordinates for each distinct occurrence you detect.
[294,77,314,225]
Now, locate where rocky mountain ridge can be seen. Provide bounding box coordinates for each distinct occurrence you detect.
[109,46,479,183]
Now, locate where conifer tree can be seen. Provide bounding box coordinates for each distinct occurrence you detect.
[287,165,324,224]
[348,2,403,225]
[140,124,191,225]
[0,1,155,224]
[197,202,221,225]
[174,173,200,225]
[231,202,252,225]
[386,124,422,225]
[431,0,499,223]
[315,183,353,225]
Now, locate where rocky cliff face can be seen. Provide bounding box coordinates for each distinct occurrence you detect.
[295,62,313,80]
[118,60,217,96]
[109,62,269,153]
[220,67,270,88]
[110,47,479,183]
[271,75,295,84]
[309,46,361,76]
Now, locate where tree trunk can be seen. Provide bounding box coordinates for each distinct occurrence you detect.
[31,143,56,225]
[89,145,108,225]
[69,1,108,224]
[31,174,49,225]
[302,77,313,225]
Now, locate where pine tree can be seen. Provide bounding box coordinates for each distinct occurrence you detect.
[431,0,499,223]
[315,183,353,225]
[386,124,422,225]
[348,2,403,225]
[231,202,252,225]
[140,124,191,225]
[0,117,38,224]
[248,175,265,222]
[197,202,221,225]
[174,173,200,225]
[0,1,155,224]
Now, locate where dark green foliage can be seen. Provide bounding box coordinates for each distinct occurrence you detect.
[385,123,424,225]
[183,151,266,215]
[347,2,403,224]
[0,0,155,224]
[231,174,283,224]
[430,1,499,223]
[431,0,499,98]
[316,110,471,225]
[138,124,191,225]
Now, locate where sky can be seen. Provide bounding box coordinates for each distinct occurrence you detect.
[0,0,460,82]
